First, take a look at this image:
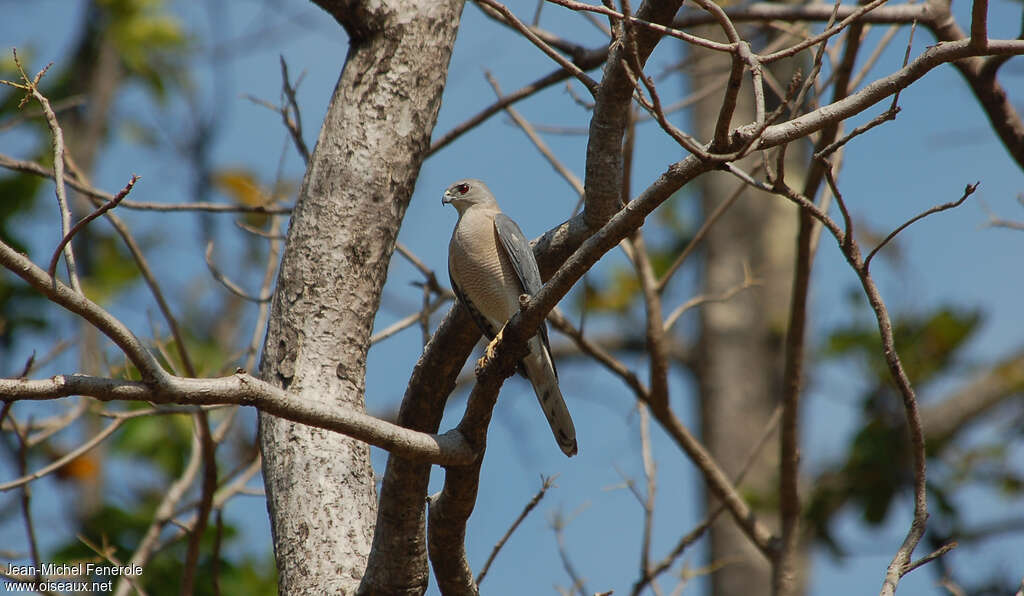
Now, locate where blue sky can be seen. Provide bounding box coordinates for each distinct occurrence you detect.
[2,0,1023,594]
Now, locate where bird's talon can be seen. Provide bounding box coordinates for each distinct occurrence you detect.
[475,330,503,375]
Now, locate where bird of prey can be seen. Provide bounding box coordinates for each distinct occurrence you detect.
[443,178,578,457]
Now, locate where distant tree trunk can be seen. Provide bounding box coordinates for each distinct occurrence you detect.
[257,1,463,593]
[690,30,804,596]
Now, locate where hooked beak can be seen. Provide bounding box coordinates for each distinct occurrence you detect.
[441,191,453,206]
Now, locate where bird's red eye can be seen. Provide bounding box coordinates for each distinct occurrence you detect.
[457,183,469,194]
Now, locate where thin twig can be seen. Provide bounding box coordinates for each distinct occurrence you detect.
[657,174,753,293]
[486,72,585,196]
[113,427,204,596]
[476,0,599,93]
[814,105,901,160]
[753,179,930,596]
[0,94,86,132]
[476,476,556,585]
[552,508,589,596]
[864,182,979,270]
[370,295,450,345]
[180,412,217,596]
[3,50,81,293]
[0,417,126,492]
[47,175,139,280]
[902,541,957,575]
[662,268,760,333]
[204,241,273,302]
[547,0,736,51]
[0,152,291,213]
[76,534,148,595]
[849,23,903,90]
[279,56,310,163]
[760,0,890,63]
[234,219,285,239]
[429,64,597,155]
[773,0,842,182]
[633,406,783,596]
[547,307,651,399]
[621,56,710,158]
[395,241,445,295]
[890,18,918,110]
[637,402,657,584]
[11,421,42,584]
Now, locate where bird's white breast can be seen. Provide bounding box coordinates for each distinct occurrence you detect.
[449,207,523,326]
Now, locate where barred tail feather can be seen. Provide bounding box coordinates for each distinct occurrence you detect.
[523,338,578,457]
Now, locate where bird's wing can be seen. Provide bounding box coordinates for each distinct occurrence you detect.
[493,213,557,378]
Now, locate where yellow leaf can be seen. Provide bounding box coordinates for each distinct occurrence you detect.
[213,168,272,206]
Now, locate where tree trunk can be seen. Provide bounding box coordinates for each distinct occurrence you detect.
[257,2,463,593]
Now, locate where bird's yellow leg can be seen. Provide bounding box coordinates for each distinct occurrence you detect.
[476,327,505,374]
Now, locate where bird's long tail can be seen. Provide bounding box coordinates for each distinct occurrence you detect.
[523,337,578,457]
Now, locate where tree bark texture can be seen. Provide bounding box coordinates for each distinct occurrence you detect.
[257,2,463,593]
[690,32,803,596]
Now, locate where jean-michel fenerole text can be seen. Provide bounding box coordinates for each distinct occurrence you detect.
[6,562,143,577]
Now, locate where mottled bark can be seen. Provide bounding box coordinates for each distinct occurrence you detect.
[257,2,463,593]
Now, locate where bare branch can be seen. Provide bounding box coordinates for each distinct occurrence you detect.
[775,188,817,596]
[552,507,589,596]
[657,174,751,294]
[429,62,602,156]
[2,373,476,465]
[760,0,890,63]
[370,295,450,345]
[0,416,125,492]
[428,457,484,596]
[9,421,42,580]
[113,425,205,596]
[0,153,292,214]
[637,403,657,585]
[204,241,273,302]
[864,182,979,270]
[3,50,82,293]
[634,406,783,596]
[582,0,686,228]
[902,541,958,576]
[76,534,147,596]
[180,412,217,596]
[1,237,165,379]
[662,268,760,333]
[920,349,1024,444]
[814,105,900,160]
[476,0,599,93]
[47,175,139,280]
[395,241,446,296]
[757,178,929,596]
[632,231,670,407]
[487,72,585,197]
[758,39,1024,151]
[476,476,556,586]
[279,56,310,163]
[548,307,650,398]
[970,0,988,50]
[546,0,735,51]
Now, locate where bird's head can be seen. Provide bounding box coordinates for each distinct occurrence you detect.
[442,178,498,213]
